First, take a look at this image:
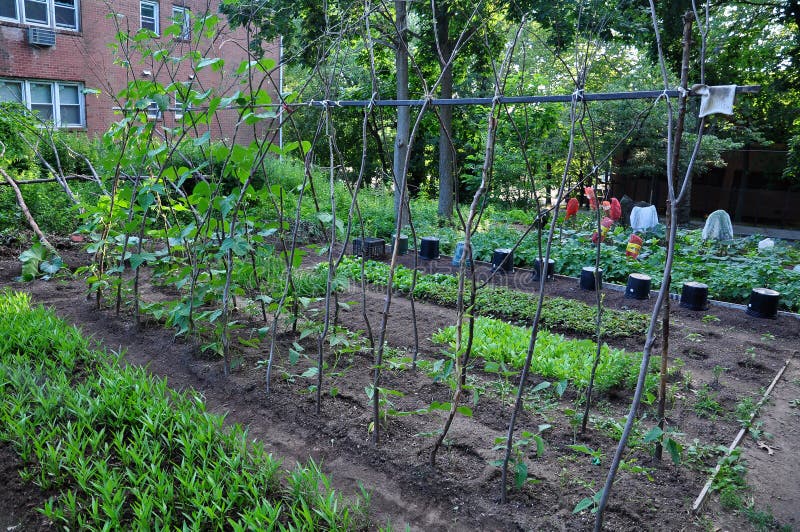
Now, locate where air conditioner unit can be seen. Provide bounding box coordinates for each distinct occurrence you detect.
[28,28,56,47]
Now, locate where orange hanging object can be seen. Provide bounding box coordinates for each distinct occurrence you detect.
[585,186,597,210]
[601,216,614,237]
[626,233,643,259]
[565,198,579,220]
[610,198,622,221]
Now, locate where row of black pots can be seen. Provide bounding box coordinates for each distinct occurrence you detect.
[357,237,782,319]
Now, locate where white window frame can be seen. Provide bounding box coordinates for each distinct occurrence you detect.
[145,100,162,121]
[0,0,19,22]
[53,0,78,30]
[171,5,190,41]
[0,0,79,30]
[140,0,159,34]
[23,0,49,25]
[0,78,85,128]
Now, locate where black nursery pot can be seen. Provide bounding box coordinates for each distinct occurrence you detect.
[392,234,408,255]
[419,236,440,260]
[580,266,602,291]
[491,248,514,273]
[530,258,555,282]
[746,288,781,319]
[625,273,651,300]
[680,281,709,311]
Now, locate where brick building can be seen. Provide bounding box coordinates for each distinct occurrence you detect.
[0,0,280,142]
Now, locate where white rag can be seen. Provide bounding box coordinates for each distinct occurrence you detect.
[691,84,737,117]
[630,205,659,232]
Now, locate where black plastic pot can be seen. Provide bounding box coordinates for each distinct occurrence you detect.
[580,266,602,291]
[419,237,440,260]
[746,288,780,319]
[530,258,555,282]
[352,237,386,259]
[491,248,514,273]
[451,242,472,267]
[625,273,651,300]
[392,234,408,255]
[680,281,709,311]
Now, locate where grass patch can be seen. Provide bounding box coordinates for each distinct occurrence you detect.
[0,289,367,529]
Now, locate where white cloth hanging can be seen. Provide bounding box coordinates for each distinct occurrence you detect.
[630,205,659,232]
[692,84,737,117]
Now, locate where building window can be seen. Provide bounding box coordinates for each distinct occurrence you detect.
[0,79,85,127]
[0,0,18,20]
[0,0,78,29]
[0,80,24,103]
[140,0,159,34]
[24,0,49,24]
[145,100,162,121]
[171,5,190,41]
[54,0,76,29]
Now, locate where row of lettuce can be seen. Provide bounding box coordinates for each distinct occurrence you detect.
[0,290,367,530]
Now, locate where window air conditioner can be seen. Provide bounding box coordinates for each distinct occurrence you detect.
[28,28,56,47]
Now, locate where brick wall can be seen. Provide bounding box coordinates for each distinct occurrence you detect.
[0,0,280,143]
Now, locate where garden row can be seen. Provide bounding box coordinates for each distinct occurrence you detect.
[0,290,367,529]
[465,223,800,312]
[330,256,650,338]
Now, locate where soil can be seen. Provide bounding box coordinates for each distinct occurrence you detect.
[1,238,798,531]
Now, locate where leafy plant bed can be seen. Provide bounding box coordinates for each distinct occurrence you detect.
[330,257,650,338]
[0,290,367,530]
[1,248,798,530]
[432,316,654,393]
[469,223,800,311]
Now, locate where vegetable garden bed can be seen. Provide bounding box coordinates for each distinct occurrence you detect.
[1,242,798,530]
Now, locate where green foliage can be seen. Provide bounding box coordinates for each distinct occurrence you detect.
[432,316,652,392]
[0,102,39,176]
[0,290,367,529]
[18,242,62,281]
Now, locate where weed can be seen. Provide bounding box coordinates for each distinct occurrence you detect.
[685,332,703,343]
[701,314,720,323]
[711,365,727,388]
[694,385,723,418]
[491,425,550,490]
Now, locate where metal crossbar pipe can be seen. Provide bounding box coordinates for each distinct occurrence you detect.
[289,85,760,108]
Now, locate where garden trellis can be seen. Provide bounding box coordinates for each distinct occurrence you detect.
[6,0,776,528]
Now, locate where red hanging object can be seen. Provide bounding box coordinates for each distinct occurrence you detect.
[626,233,643,259]
[610,198,622,221]
[585,186,597,210]
[592,217,614,244]
[565,198,579,220]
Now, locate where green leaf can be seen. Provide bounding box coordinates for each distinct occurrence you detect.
[219,237,251,257]
[573,497,594,514]
[514,460,528,489]
[534,434,545,457]
[665,438,682,466]
[643,426,664,443]
[300,367,318,379]
[532,381,551,393]
[456,406,473,417]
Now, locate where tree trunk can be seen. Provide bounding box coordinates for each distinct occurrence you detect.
[393,0,410,226]
[0,167,57,255]
[435,4,454,219]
